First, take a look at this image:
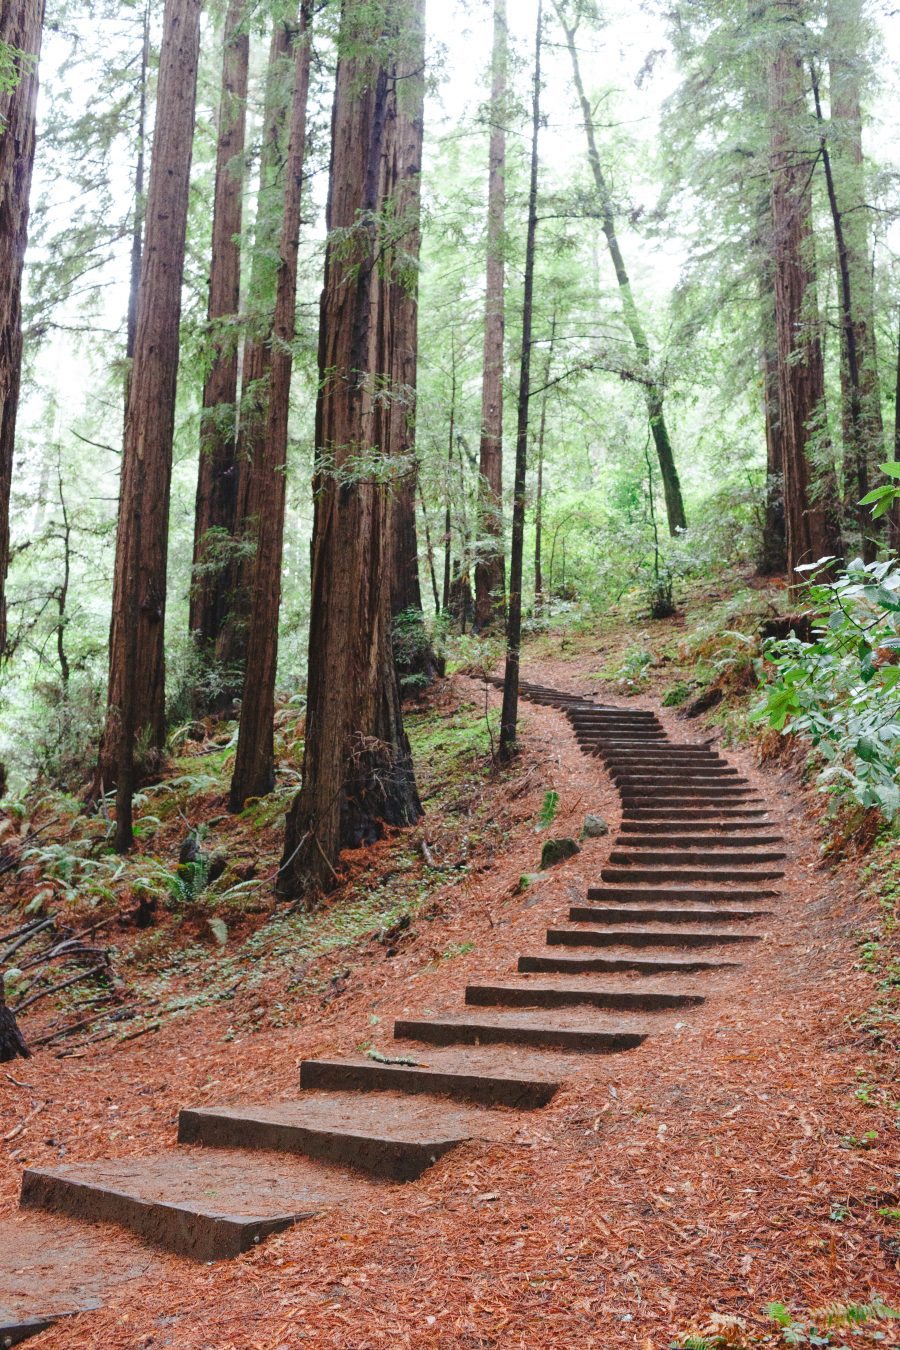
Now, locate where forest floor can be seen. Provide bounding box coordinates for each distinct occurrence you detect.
[1,574,898,1348]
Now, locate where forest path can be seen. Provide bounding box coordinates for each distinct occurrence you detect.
[0,675,894,1348]
[3,680,782,1337]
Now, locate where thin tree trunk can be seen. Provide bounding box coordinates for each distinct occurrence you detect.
[214,18,295,703]
[97,0,202,797]
[757,191,787,575]
[499,0,542,762]
[229,3,311,809]
[891,306,900,551]
[278,0,422,898]
[768,23,843,580]
[0,0,45,661]
[554,1,686,537]
[811,65,873,561]
[417,477,441,615]
[827,0,884,541]
[189,0,250,669]
[442,332,457,613]
[534,311,556,610]
[473,0,507,632]
[126,2,151,371]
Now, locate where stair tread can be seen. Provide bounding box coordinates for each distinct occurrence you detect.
[181,1092,491,1145]
[21,1150,376,1259]
[519,952,742,972]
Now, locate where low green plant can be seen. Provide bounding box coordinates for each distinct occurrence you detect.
[754,557,900,818]
[537,790,559,829]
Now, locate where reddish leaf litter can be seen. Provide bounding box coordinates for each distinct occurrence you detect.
[1,667,898,1349]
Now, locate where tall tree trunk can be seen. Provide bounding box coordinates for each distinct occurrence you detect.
[827,0,884,543]
[554,1,686,537]
[534,311,556,609]
[442,331,457,613]
[890,306,900,552]
[97,0,202,797]
[189,0,250,672]
[278,0,422,899]
[126,2,151,371]
[811,65,874,561]
[767,25,843,579]
[473,0,508,632]
[213,18,295,704]
[229,3,311,809]
[499,0,542,762]
[0,0,45,661]
[383,1,435,683]
[757,206,787,575]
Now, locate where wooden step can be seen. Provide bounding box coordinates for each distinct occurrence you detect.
[620,819,778,834]
[608,848,786,866]
[588,884,779,902]
[178,1094,484,1182]
[600,865,783,883]
[569,904,772,925]
[547,926,762,949]
[393,1011,651,1054]
[620,833,783,847]
[518,951,742,975]
[21,1152,374,1261]
[299,1049,563,1109]
[464,980,705,1012]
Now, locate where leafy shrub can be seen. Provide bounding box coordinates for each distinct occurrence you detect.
[755,558,900,818]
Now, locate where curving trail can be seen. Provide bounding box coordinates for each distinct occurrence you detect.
[1,680,790,1341]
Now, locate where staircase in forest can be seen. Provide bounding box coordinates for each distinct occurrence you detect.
[7,681,784,1331]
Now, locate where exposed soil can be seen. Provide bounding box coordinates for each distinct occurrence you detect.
[0,662,898,1348]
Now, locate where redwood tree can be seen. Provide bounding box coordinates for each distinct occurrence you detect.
[767,13,843,578]
[0,0,45,660]
[98,0,202,800]
[473,0,508,632]
[213,17,295,701]
[279,0,422,897]
[384,0,435,683]
[189,0,250,672]
[229,2,311,809]
[826,0,884,540]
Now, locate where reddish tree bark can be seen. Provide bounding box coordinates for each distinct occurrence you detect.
[383,0,436,683]
[768,29,842,579]
[827,0,884,537]
[189,0,249,667]
[97,0,202,794]
[229,3,311,809]
[213,18,295,701]
[0,0,45,659]
[473,0,508,632]
[279,0,422,897]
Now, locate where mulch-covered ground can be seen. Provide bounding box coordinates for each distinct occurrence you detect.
[1,663,898,1348]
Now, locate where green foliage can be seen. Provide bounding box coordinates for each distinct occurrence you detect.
[859,461,900,520]
[536,789,559,829]
[754,559,900,819]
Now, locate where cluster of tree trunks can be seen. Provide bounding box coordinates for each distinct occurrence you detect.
[278,0,425,896]
[229,3,312,809]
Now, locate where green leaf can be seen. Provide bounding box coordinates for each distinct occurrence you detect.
[878,460,900,479]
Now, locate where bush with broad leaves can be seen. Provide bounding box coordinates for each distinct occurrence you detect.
[754,555,900,820]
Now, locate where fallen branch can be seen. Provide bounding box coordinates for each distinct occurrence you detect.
[3,1101,45,1142]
